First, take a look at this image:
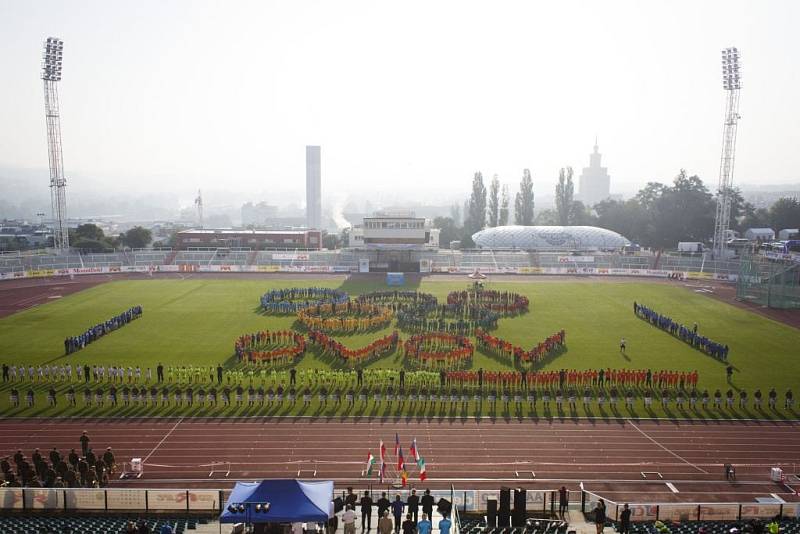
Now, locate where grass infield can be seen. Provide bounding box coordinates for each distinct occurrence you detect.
[0,277,798,419]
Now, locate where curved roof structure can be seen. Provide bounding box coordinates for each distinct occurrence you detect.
[472,225,630,251]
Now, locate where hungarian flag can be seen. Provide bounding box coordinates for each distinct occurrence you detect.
[395,433,400,455]
[366,452,375,476]
[398,447,405,471]
[418,458,427,481]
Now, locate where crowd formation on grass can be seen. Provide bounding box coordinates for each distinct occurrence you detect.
[1,363,795,412]
[309,330,399,365]
[259,287,348,314]
[234,330,307,364]
[63,306,143,354]
[475,329,566,364]
[1,433,115,489]
[634,302,730,360]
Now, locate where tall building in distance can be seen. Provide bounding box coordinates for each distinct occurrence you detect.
[306,145,321,229]
[578,139,611,208]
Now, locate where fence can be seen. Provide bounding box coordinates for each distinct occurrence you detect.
[581,489,800,522]
[0,487,223,513]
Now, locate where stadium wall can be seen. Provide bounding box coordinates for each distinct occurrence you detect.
[0,264,737,282]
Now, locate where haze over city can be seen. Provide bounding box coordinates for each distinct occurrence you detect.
[1,0,799,220]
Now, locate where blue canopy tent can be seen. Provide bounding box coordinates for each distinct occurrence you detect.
[220,480,334,524]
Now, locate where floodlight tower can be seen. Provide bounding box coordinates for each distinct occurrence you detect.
[42,37,70,251]
[712,47,742,258]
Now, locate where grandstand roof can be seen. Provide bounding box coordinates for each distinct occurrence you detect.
[472,225,630,250]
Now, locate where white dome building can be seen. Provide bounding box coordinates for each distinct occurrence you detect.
[472,225,630,251]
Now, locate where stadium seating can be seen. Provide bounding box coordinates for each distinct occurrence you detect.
[606,518,800,534]
[0,514,211,533]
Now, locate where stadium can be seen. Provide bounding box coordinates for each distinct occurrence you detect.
[2,5,800,534]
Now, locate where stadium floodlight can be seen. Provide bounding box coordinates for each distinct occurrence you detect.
[712,46,743,258]
[42,37,64,82]
[41,36,70,252]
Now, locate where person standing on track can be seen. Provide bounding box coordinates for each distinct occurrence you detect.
[80,431,90,457]
[619,504,631,534]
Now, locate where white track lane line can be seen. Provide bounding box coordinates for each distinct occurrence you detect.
[666,482,679,493]
[143,417,183,463]
[627,419,710,474]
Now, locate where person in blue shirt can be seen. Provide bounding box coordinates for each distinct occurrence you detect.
[160,523,175,534]
[391,495,405,534]
[417,513,432,534]
[439,515,452,534]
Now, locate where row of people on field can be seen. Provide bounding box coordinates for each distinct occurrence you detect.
[634,302,729,360]
[6,383,794,410]
[63,305,143,354]
[403,333,474,365]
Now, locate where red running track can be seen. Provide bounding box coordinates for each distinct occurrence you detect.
[0,417,798,504]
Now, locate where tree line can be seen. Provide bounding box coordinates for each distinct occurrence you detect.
[434,168,800,249]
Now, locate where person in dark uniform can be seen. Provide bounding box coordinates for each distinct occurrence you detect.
[785,389,794,409]
[406,489,419,524]
[420,489,434,521]
[726,365,733,383]
[619,504,631,534]
[345,487,358,509]
[290,368,297,386]
[768,388,778,409]
[216,364,223,384]
[558,486,568,519]
[80,432,90,457]
[357,369,363,387]
[477,368,483,389]
[377,492,391,519]
[360,490,374,531]
[399,370,405,389]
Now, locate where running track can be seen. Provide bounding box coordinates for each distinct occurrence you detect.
[1,417,798,504]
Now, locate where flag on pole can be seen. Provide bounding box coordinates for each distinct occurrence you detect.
[380,460,386,483]
[380,440,386,463]
[418,458,427,481]
[395,433,400,455]
[401,469,408,487]
[410,438,421,463]
[398,447,405,471]
[379,440,386,483]
[366,452,375,476]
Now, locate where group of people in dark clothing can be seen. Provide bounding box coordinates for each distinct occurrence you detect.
[64,305,143,354]
[634,302,729,360]
[336,487,450,534]
[1,431,115,489]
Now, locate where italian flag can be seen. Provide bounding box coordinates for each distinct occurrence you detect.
[418,458,427,481]
[366,452,375,476]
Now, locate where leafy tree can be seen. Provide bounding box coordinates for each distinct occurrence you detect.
[487,174,500,227]
[74,223,104,242]
[499,184,510,226]
[449,203,462,226]
[533,208,559,225]
[569,200,597,226]
[769,197,800,232]
[120,226,152,249]
[322,232,341,250]
[514,169,534,225]
[72,238,107,252]
[740,207,770,232]
[465,172,487,237]
[555,167,574,225]
[433,216,462,248]
[595,199,649,244]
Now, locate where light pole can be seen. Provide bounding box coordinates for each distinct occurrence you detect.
[42,37,70,252]
[712,47,742,259]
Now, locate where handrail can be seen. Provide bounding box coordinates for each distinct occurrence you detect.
[450,484,460,534]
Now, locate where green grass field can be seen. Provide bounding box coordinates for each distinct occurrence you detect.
[0,276,798,419]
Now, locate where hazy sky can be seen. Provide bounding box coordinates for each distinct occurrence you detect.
[1,0,798,207]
